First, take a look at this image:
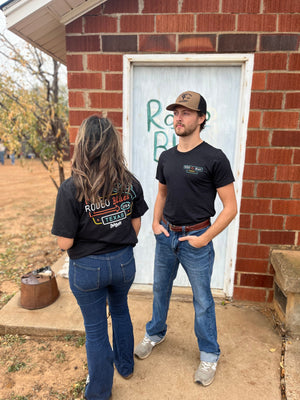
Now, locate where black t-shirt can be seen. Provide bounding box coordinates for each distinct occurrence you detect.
[51,177,148,259]
[156,141,235,225]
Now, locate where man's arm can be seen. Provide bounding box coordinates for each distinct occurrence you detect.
[179,182,237,248]
[152,182,169,237]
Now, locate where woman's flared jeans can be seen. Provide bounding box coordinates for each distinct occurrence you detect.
[69,246,135,400]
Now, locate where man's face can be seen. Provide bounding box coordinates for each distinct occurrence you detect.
[173,106,204,137]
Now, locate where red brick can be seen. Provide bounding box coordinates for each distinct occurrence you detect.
[156,15,194,33]
[238,14,276,32]
[182,0,219,12]
[286,93,300,110]
[242,182,255,197]
[68,91,85,108]
[106,111,123,127]
[222,0,260,13]
[120,15,154,33]
[89,92,122,109]
[87,54,123,72]
[143,0,177,13]
[252,215,284,230]
[240,198,271,214]
[256,183,291,199]
[68,73,102,89]
[267,73,300,91]
[243,164,275,180]
[293,149,300,165]
[258,148,293,164]
[292,183,300,199]
[197,14,235,32]
[103,0,138,13]
[69,110,97,126]
[286,216,300,230]
[272,200,300,215]
[237,244,270,260]
[236,259,269,273]
[233,287,267,302]
[102,35,137,52]
[239,214,251,228]
[277,166,300,182]
[105,74,123,91]
[66,54,84,71]
[245,148,257,163]
[247,111,261,128]
[272,131,300,147]
[279,15,300,32]
[238,229,259,244]
[267,290,274,303]
[69,127,79,144]
[260,35,299,52]
[250,92,283,110]
[289,54,300,71]
[178,35,216,52]
[218,34,257,52]
[139,35,176,52]
[66,36,100,52]
[254,53,287,71]
[260,231,295,245]
[251,73,266,90]
[262,112,299,129]
[240,273,273,288]
[246,130,270,146]
[85,16,117,33]
[264,0,300,13]
[66,18,83,34]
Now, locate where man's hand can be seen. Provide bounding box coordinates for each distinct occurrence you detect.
[152,222,169,237]
[179,234,208,248]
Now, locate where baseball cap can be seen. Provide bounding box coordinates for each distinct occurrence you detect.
[166,91,207,115]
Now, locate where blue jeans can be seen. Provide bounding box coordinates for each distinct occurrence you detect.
[0,151,4,165]
[69,246,135,400]
[146,220,220,363]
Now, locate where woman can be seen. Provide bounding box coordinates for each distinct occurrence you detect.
[52,116,148,400]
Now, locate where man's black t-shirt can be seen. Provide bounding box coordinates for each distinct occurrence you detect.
[156,141,235,225]
[51,177,148,259]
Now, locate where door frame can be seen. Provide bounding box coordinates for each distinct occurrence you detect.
[123,53,254,298]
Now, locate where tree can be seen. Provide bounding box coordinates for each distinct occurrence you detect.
[0,33,69,189]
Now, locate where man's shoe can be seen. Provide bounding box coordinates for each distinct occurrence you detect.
[194,361,218,386]
[134,335,165,359]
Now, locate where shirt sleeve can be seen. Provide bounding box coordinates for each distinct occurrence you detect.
[155,151,166,184]
[212,151,235,189]
[51,180,81,238]
[131,178,149,218]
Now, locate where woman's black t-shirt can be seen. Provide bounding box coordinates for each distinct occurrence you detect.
[51,177,148,259]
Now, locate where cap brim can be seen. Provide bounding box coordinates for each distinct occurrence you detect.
[166,103,200,111]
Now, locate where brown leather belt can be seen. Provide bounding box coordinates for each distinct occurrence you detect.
[162,216,210,233]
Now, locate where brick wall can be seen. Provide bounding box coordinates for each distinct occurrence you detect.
[65,0,300,302]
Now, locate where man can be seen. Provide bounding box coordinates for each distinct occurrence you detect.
[134,90,237,386]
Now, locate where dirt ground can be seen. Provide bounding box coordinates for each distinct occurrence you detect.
[0,158,88,400]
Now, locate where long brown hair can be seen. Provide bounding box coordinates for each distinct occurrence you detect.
[72,115,133,203]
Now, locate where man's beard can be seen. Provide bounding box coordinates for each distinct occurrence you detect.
[175,124,198,137]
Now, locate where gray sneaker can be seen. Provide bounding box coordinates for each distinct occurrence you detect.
[134,335,166,359]
[194,361,218,386]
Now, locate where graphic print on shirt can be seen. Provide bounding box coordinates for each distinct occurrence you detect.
[84,185,136,228]
[183,165,204,175]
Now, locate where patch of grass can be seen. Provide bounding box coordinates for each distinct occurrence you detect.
[55,350,66,363]
[8,361,26,372]
[70,378,86,398]
[0,334,26,347]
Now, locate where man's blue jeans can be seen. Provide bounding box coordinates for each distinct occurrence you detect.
[69,246,135,400]
[146,220,220,363]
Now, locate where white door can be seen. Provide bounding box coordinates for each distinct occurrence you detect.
[123,54,253,296]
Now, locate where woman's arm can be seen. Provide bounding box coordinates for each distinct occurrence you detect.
[131,217,141,236]
[57,236,74,250]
